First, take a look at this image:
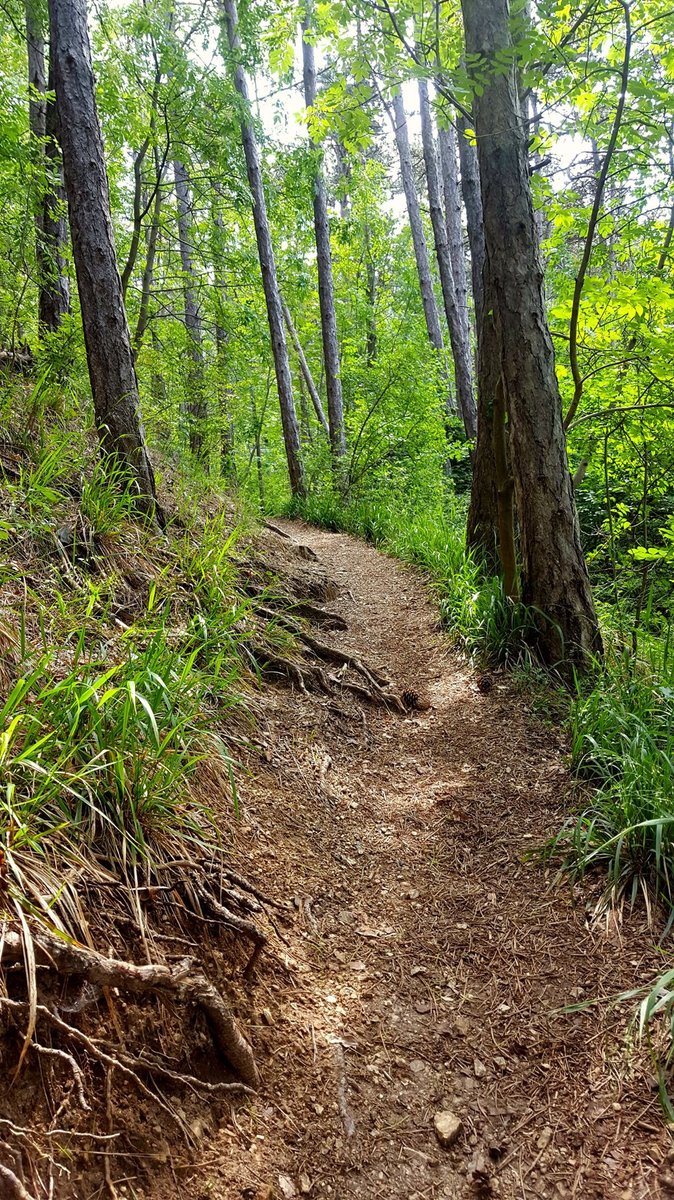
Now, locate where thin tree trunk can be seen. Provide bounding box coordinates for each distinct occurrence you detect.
[298,374,313,443]
[281,300,329,437]
[391,88,444,355]
[418,77,476,439]
[26,0,69,336]
[333,136,351,219]
[461,0,601,667]
[458,116,499,568]
[437,120,472,377]
[492,375,518,600]
[173,158,207,462]
[221,0,305,498]
[363,224,378,366]
[120,69,163,302]
[133,163,163,354]
[48,0,158,519]
[301,9,346,467]
[212,204,236,481]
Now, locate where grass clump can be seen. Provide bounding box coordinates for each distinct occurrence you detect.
[549,650,674,914]
[0,427,257,939]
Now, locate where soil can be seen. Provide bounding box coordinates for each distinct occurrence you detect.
[7,519,672,1199]
[159,519,671,1200]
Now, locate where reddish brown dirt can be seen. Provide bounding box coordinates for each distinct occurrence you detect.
[159,521,670,1199]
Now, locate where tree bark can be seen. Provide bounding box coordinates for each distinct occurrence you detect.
[363,224,378,366]
[173,158,207,462]
[437,120,472,377]
[48,0,158,519]
[281,300,329,437]
[391,88,444,355]
[458,117,499,568]
[461,0,601,667]
[212,202,236,481]
[133,164,163,354]
[418,77,476,439]
[301,10,346,467]
[221,0,305,498]
[26,0,70,337]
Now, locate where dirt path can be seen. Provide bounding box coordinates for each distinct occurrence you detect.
[179,522,669,1200]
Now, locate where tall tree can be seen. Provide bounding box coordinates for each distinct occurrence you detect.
[48,0,158,517]
[173,158,207,462]
[437,120,472,388]
[461,0,601,666]
[390,88,445,358]
[301,7,346,469]
[418,77,476,439]
[221,0,305,498]
[456,115,499,568]
[26,0,69,336]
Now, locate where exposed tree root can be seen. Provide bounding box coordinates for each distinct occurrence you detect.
[0,1152,37,1200]
[1,928,259,1088]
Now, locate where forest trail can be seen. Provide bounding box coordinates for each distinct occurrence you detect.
[176,521,668,1200]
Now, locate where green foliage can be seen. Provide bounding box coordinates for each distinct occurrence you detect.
[0,423,252,936]
[548,647,674,912]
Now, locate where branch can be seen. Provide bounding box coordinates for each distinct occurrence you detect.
[564,0,632,430]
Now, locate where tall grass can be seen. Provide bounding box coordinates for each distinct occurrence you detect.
[549,645,674,914]
[0,433,253,937]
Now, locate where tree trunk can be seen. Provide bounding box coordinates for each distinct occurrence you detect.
[212,204,236,482]
[133,165,163,354]
[391,88,445,356]
[437,120,472,377]
[221,0,305,499]
[26,0,70,337]
[48,0,158,519]
[281,300,329,437]
[418,78,476,439]
[301,10,346,468]
[173,158,207,462]
[458,117,499,568]
[363,224,378,366]
[461,0,601,667]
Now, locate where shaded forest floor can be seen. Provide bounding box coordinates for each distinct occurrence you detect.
[161,520,672,1200]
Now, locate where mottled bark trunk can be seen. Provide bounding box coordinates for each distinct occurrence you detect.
[26,0,69,336]
[173,159,207,462]
[48,0,158,519]
[221,0,305,498]
[391,88,444,355]
[418,78,476,439]
[467,272,500,570]
[458,118,499,568]
[461,0,601,667]
[437,120,472,376]
[281,300,329,438]
[456,116,484,325]
[301,12,346,467]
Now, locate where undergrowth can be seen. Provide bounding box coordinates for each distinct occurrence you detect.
[0,422,260,941]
